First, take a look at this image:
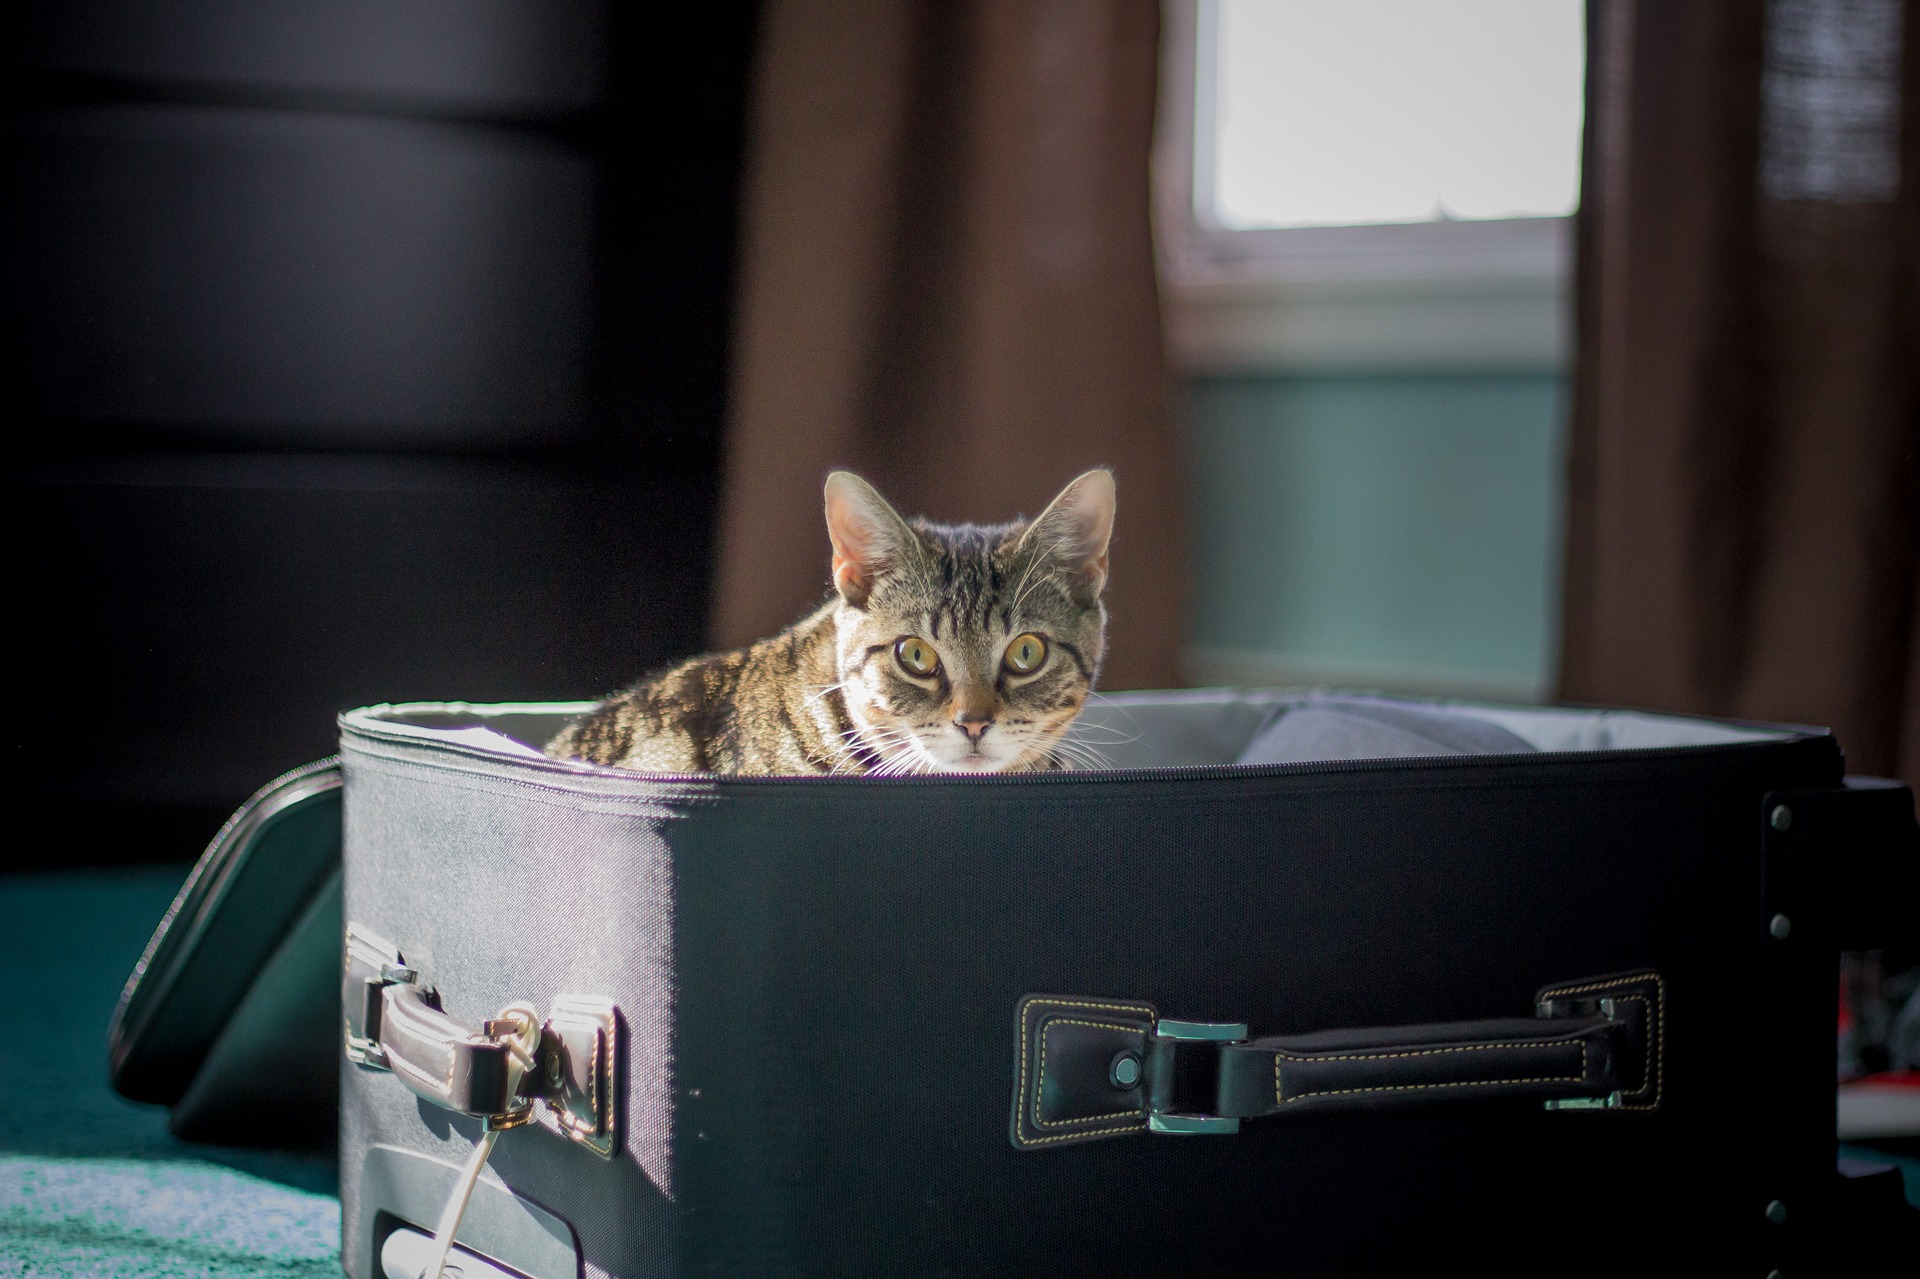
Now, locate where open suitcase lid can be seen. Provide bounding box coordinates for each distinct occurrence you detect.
[108,756,344,1146]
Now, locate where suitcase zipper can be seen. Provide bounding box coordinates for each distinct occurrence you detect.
[340,715,1840,793]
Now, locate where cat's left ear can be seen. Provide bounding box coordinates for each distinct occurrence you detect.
[1018,469,1116,603]
[824,471,917,607]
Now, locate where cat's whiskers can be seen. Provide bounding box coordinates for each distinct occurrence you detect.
[894,736,943,777]
[1078,692,1144,742]
[1045,739,1114,772]
[1067,722,1136,741]
[838,723,930,778]
[830,733,899,775]
[824,722,890,774]
[868,732,933,777]
[802,681,845,710]
[1052,694,1142,763]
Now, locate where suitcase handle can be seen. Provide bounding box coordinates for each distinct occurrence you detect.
[341,923,622,1157]
[1010,970,1662,1149]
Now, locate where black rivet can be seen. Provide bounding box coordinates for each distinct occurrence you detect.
[1765,1198,1787,1225]
[1770,805,1792,831]
[1769,914,1792,942]
[1109,1050,1142,1089]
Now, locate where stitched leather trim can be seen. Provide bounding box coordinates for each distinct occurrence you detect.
[1273,1038,1588,1106]
[1011,994,1155,1149]
[1536,970,1665,1110]
[1036,1019,1149,1128]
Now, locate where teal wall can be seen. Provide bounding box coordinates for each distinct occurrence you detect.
[1181,373,1568,700]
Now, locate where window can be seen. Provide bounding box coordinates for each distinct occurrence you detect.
[1157,0,1587,371]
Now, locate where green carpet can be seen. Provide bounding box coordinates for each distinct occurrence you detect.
[0,868,340,1277]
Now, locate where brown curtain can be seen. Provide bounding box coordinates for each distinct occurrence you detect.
[710,0,1185,690]
[1562,0,1920,787]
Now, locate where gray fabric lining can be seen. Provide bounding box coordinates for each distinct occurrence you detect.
[347,689,1811,774]
[1234,695,1538,765]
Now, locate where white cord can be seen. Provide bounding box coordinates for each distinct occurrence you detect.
[420,1004,541,1279]
[421,1127,499,1279]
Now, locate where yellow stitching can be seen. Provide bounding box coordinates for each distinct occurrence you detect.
[1016,1123,1147,1146]
[1016,997,1152,1144]
[1279,1076,1585,1102]
[1538,975,1654,998]
[1276,1041,1588,1105]
[1598,995,1650,1107]
[1538,972,1664,1110]
[1019,999,1152,1107]
[1034,1018,1148,1129]
[1538,974,1661,1109]
[1271,1040,1580,1064]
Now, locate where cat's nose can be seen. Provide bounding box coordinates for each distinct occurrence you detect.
[955,715,992,743]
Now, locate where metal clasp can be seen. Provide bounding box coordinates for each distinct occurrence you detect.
[1147,1019,1250,1135]
[1544,1091,1623,1111]
[342,923,621,1157]
[343,926,400,1068]
[1543,996,1623,1111]
[541,996,619,1157]
[1534,992,1630,1111]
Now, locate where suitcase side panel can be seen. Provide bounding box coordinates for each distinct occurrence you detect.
[338,750,685,1279]
[667,742,1843,1276]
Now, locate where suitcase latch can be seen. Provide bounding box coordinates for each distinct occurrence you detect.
[1008,995,1253,1149]
[1145,1020,1251,1135]
[343,923,622,1158]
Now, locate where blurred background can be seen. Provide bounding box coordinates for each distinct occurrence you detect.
[6,4,756,861]
[4,0,1914,859]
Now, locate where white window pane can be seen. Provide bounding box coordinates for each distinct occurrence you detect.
[1209,0,1585,229]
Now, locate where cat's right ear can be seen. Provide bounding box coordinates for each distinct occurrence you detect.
[824,471,915,607]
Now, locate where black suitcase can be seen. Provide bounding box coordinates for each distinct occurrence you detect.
[115,690,1920,1276]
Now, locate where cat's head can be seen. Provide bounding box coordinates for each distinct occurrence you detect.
[823,469,1115,774]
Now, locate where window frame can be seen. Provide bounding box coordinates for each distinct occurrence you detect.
[1155,0,1576,374]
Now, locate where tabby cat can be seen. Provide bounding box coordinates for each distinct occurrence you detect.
[545,469,1115,775]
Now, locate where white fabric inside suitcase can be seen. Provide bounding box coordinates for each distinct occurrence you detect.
[1070,689,1798,767]
[354,690,1809,773]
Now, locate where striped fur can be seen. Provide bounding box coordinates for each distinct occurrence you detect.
[546,470,1115,775]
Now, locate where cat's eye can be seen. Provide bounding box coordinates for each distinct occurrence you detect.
[1003,633,1048,675]
[894,636,940,677]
